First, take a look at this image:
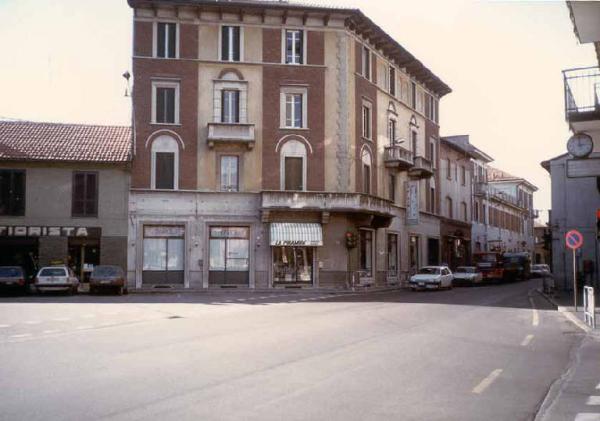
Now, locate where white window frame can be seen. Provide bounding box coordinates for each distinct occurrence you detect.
[150,135,179,190]
[279,139,308,191]
[281,29,307,65]
[362,101,373,140]
[221,90,240,123]
[361,148,372,195]
[213,72,248,124]
[220,155,239,192]
[152,21,179,59]
[219,25,244,62]
[151,80,180,125]
[280,86,308,129]
[388,117,397,145]
[362,45,372,81]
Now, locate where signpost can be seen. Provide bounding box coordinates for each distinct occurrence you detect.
[565,229,584,311]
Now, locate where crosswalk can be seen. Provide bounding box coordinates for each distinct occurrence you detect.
[575,382,600,421]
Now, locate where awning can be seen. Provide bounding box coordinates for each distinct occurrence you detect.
[270,223,323,247]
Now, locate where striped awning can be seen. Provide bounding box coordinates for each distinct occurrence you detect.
[270,223,323,247]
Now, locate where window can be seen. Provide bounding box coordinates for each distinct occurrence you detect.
[280,139,307,191]
[474,202,480,222]
[209,227,250,275]
[389,174,396,202]
[359,229,373,278]
[152,81,180,124]
[280,87,307,129]
[461,202,468,222]
[410,81,416,109]
[72,172,98,217]
[221,26,241,62]
[221,90,240,123]
[362,103,372,139]
[0,170,25,216]
[446,197,453,219]
[483,204,487,224]
[388,118,397,144]
[362,149,372,195]
[429,186,436,214]
[429,138,436,168]
[387,233,398,277]
[155,22,177,58]
[220,156,239,192]
[143,226,185,284]
[461,166,466,185]
[362,46,371,80]
[388,66,396,96]
[446,159,452,180]
[151,135,179,190]
[285,29,304,64]
[411,130,418,155]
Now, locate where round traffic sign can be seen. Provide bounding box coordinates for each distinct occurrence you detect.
[565,230,584,250]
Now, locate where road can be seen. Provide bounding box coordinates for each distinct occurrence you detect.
[0,280,587,421]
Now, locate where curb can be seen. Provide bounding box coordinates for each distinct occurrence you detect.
[536,288,598,335]
[129,286,406,295]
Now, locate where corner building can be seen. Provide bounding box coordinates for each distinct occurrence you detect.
[127,0,451,290]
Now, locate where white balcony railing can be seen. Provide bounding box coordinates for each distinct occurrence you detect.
[207,122,255,149]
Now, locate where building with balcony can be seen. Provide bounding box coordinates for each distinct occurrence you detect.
[542,1,600,291]
[126,0,451,290]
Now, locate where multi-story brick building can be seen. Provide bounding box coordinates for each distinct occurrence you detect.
[126,0,451,290]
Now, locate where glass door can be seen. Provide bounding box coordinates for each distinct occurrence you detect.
[209,227,250,286]
[142,226,185,285]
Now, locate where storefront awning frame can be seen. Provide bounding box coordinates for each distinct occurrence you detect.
[270,223,323,247]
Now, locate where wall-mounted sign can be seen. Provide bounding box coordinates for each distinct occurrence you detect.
[406,180,419,225]
[273,240,321,247]
[0,226,101,237]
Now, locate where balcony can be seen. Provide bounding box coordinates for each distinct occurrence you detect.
[488,187,520,208]
[384,144,414,171]
[474,182,488,196]
[207,122,255,149]
[408,156,434,179]
[563,66,600,130]
[261,191,394,227]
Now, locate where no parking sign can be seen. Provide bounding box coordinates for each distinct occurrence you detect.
[565,229,584,250]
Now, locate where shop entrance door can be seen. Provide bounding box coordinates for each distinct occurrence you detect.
[68,238,100,283]
[0,238,39,280]
[208,227,250,286]
[142,226,185,285]
[273,247,314,285]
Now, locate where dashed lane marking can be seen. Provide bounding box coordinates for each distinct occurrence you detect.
[76,326,93,330]
[472,369,503,394]
[0,324,10,328]
[42,330,61,334]
[24,321,41,325]
[9,334,32,339]
[529,296,539,327]
[521,334,534,346]
[587,396,600,405]
[575,414,600,421]
[52,318,70,322]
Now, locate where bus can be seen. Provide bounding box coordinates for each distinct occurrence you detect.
[473,252,504,282]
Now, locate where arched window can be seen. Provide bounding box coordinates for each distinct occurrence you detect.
[151,135,179,190]
[280,139,307,191]
[361,148,372,195]
[214,70,247,124]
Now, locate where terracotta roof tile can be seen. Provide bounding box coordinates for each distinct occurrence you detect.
[0,120,132,163]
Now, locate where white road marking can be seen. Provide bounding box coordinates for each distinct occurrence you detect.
[0,324,10,328]
[575,414,600,421]
[521,334,534,346]
[472,369,503,394]
[24,321,40,325]
[53,318,70,322]
[587,396,600,405]
[596,382,600,390]
[9,333,32,338]
[528,296,539,327]
[76,326,93,330]
[42,330,60,334]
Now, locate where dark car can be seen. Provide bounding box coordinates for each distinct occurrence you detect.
[89,266,128,295]
[0,266,28,293]
[502,253,531,282]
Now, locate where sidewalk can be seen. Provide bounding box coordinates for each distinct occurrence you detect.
[538,287,599,334]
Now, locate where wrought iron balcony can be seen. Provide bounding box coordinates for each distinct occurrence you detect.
[207,122,255,149]
[563,66,600,124]
[383,144,414,171]
[408,156,434,179]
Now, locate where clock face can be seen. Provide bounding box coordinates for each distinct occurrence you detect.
[567,133,593,158]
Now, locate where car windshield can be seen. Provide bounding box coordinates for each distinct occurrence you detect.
[92,266,122,277]
[418,267,440,275]
[0,267,22,277]
[39,268,67,277]
[456,267,475,273]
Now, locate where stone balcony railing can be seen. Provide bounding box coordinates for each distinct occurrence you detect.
[383,145,414,171]
[408,156,434,179]
[474,182,488,196]
[207,122,255,149]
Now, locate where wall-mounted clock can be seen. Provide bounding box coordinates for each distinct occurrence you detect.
[567,132,593,159]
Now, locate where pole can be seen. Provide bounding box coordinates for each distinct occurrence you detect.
[573,249,577,312]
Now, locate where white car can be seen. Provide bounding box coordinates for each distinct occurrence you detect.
[531,264,551,278]
[35,266,79,295]
[409,266,453,290]
[453,266,483,286]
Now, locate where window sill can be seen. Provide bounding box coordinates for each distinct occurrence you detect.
[150,122,181,127]
[280,127,310,131]
[362,137,373,143]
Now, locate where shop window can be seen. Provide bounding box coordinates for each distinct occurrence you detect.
[359,229,373,278]
[0,169,25,216]
[221,25,241,62]
[143,225,185,285]
[155,22,177,58]
[220,155,239,192]
[284,29,304,64]
[387,233,398,277]
[209,227,249,286]
[273,247,313,284]
[151,135,179,190]
[72,172,98,217]
[280,139,307,191]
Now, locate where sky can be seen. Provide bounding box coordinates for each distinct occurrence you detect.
[0,0,597,221]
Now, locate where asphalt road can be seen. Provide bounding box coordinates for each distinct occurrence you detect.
[0,280,586,421]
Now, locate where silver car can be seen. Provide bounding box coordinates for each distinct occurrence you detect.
[35,266,79,295]
[453,266,483,286]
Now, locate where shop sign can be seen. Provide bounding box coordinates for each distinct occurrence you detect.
[406,180,419,226]
[273,240,320,247]
[0,226,101,237]
[144,226,185,238]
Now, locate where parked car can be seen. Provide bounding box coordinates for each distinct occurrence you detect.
[409,266,453,291]
[0,266,28,293]
[531,264,551,278]
[35,266,79,295]
[453,266,483,286]
[89,265,128,295]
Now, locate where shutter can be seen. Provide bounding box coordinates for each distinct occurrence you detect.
[234,90,240,123]
[157,23,166,57]
[232,27,240,61]
[167,23,177,58]
[298,30,304,64]
[85,173,98,216]
[221,26,229,60]
[156,152,175,189]
[285,157,303,191]
[166,88,175,123]
[72,173,85,216]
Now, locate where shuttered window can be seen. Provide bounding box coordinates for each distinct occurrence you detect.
[221,90,240,123]
[0,170,25,216]
[285,30,304,64]
[72,172,98,217]
[221,26,241,61]
[284,157,303,191]
[155,152,175,190]
[156,22,177,58]
[156,87,176,124]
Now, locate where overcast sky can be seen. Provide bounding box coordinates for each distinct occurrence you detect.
[0,0,596,221]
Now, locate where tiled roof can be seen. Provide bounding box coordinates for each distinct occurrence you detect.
[0,120,132,163]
